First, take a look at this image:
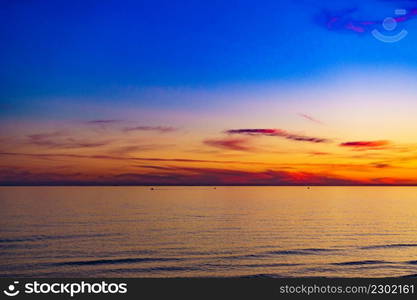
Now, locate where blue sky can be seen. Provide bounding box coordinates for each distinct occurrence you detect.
[2,0,417,117]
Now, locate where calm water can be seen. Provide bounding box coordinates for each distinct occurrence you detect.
[1,186,417,278]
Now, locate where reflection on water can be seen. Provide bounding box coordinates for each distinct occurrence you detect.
[1,186,417,278]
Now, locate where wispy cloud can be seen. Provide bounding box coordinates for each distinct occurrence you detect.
[27,131,112,149]
[2,152,415,185]
[7,163,417,186]
[122,126,176,133]
[226,128,330,143]
[0,152,263,165]
[27,131,65,141]
[204,137,254,151]
[86,120,123,125]
[298,113,324,125]
[109,144,174,155]
[371,163,391,169]
[316,5,417,34]
[309,151,331,156]
[0,165,368,186]
[340,140,390,150]
[0,167,84,186]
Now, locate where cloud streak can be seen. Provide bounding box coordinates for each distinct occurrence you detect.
[226,128,330,143]
[204,137,254,151]
[340,140,390,150]
[317,5,417,34]
[0,165,369,186]
[3,163,414,186]
[27,132,113,149]
[122,126,176,133]
[1,152,415,186]
[0,151,265,165]
[298,113,324,125]
[86,120,122,125]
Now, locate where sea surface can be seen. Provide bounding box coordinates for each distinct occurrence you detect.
[1,186,417,278]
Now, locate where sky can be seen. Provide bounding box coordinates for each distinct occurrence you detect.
[2,0,417,185]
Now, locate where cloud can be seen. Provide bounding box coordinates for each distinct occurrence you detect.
[135,165,174,171]
[109,144,174,155]
[1,153,414,186]
[85,121,176,133]
[226,128,330,143]
[27,132,112,149]
[27,131,65,141]
[317,7,369,33]
[340,140,390,150]
[0,167,84,186]
[0,151,263,165]
[0,165,368,186]
[371,163,391,169]
[316,5,417,34]
[369,177,415,185]
[298,113,324,125]
[309,151,331,156]
[122,126,176,133]
[86,120,122,124]
[203,137,254,151]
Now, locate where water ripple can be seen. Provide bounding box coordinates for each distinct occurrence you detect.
[361,243,417,250]
[51,257,181,266]
[331,260,389,266]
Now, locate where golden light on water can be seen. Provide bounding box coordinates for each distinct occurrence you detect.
[1,186,417,278]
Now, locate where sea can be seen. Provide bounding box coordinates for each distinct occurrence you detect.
[1,186,417,278]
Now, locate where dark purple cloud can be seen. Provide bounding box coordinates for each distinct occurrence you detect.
[122,126,176,133]
[204,137,254,151]
[27,131,64,141]
[0,167,84,186]
[27,132,112,149]
[86,120,122,124]
[317,5,417,34]
[226,128,330,143]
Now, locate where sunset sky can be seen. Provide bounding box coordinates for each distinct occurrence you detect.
[2,0,417,185]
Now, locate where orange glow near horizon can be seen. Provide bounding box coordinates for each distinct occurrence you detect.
[2,72,417,185]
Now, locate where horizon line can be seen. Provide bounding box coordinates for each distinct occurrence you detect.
[2,184,417,187]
